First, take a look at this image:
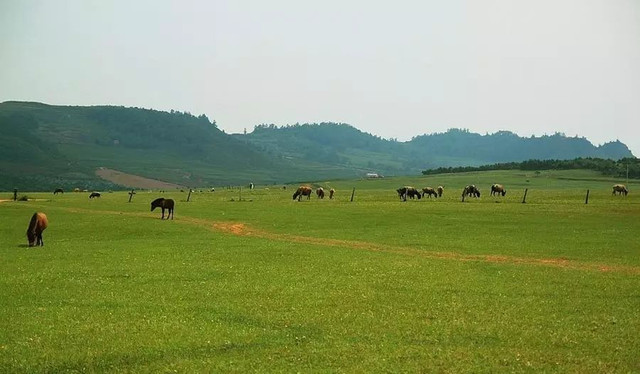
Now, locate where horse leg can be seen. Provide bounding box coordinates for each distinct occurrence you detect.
[161,208,165,219]
[38,233,43,246]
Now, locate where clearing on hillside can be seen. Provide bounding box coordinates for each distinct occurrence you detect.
[95,168,186,190]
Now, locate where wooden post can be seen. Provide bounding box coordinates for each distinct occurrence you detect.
[350,187,355,202]
[585,189,590,204]
[187,188,192,202]
[239,186,242,201]
[13,188,17,201]
[128,189,135,202]
[522,188,528,204]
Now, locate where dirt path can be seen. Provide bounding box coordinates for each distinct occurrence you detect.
[95,168,186,190]
[43,206,640,275]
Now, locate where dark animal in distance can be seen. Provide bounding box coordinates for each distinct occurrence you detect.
[292,186,313,201]
[316,187,325,199]
[490,184,506,196]
[437,186,444,197]
[151,198,175,219]
[26,212,48,247]
[53,188,64,194]
[612,184,628,196]
[89,192,101,199]
[462,185,481,198]
[421,187,438,198]
[329,188,335,199]
[397,186,421,201]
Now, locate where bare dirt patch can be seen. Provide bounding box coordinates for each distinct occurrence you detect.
[95,168,185,190]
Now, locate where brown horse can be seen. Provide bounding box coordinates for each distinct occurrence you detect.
[293,186,313,201]
[490,184,506,196]
[329,188,335,199]
[612,184,628,196]
[316,187,325,199]
[151,198,175,219]
[421,187,438,198]
[26,212,48,247]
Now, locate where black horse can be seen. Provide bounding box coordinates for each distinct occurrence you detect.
[53,188,64,195]
[89,192,101,199]
[151,198,175,220]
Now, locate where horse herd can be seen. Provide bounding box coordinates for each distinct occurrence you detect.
[396,183,629,201]
[292,186,335,201]
[19,183,631,247]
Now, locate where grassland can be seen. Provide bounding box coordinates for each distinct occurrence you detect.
[1,170,639,373]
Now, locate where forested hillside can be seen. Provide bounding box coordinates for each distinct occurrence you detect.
[236,124,634,175]
[0,102,635,191]
[0,102,358,190]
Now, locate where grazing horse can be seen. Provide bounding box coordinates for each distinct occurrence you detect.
[316,187,325,199]
[292,186,313,201]
[151,198,175,219]
[612,184,628,196]
[89,192,101,199]
[437,186,444,197]
[490,184,506,196]
[26,212,48,247]
[53,188,64,195]
[462,185,481,198]
[329,188,335,199]
[397,186,421,201]
[421,187,438,198]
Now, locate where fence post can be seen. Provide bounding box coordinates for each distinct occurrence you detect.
[350,187,355,202]
[128,189,135,202]
[187,188,192,202]
[522,188,528,204]
[585,189,590,204]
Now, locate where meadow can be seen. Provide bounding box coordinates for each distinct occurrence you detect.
[1,170,639,373]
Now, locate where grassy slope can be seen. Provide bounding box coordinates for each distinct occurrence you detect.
[1,170,639,372]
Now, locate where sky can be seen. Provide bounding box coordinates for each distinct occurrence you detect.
[2,0,639,155]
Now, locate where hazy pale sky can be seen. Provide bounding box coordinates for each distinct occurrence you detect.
[2,0,639,155]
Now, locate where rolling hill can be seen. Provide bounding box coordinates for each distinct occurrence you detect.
[235,123,633,176]
[0,101,634,190]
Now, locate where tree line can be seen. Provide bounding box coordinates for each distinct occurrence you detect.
[422,157,640,179]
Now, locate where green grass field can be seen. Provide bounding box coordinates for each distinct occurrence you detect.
[1,170,639,373]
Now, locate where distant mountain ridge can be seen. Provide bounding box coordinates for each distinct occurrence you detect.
[0,101,634,190]
[235,123,633,175]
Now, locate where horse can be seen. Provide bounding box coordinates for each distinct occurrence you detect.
[89,192,101,199]
[316,187,325,199]
[612,184,628,196]
[292,186,313,201]
[151,198,175,219]
[462,185,481,198]
[53,188,64,195]
[329,188,335,199]
[490,184,506,196]
[249,183,254,190]
[397,186,421,201]
[26,212,48,247]
[437,186,444,197]
[421,187,438,198]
